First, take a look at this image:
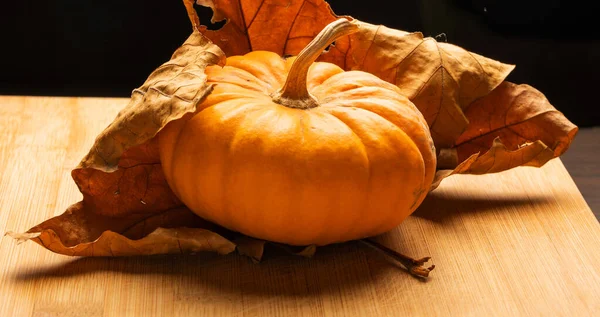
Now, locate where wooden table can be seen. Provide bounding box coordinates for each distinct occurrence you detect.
[561,127,600,218]
[1,96,600,316]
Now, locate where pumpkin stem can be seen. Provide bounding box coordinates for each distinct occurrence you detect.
[360,239,435,278]
[272,18,360,109]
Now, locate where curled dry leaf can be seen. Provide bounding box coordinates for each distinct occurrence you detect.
[235,237,317,263]
[79,30,225,172]
[235,237,266,263]
[7,26,236,257]
[454,82,577,164]
[432,82,578,189]
[9,0,576,264]
[321,23,515,149]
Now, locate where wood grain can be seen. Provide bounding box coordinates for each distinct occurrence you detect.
[561,127,600,218]
[1,96,600,316]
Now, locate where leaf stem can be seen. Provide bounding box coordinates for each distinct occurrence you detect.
[360,239,435,278]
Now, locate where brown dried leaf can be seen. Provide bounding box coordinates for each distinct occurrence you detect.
[78,28,225,172]
[235,237,266,263]
[72,138,181,218]
[272,243,318,258]
[7,141,236,256]
[432,82,578,189]
[234,236,318,261]
[8,16,236,257]
[6,198,236,256]
[195,0,338,57]
[454,82,578,163]
[321,23,515,148]
[431,138,554,190]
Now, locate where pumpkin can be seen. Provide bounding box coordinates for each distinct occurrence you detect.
[158,18,436,246]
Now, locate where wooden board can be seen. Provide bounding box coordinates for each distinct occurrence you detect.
[561,127,600,217]
[1,95,600,316]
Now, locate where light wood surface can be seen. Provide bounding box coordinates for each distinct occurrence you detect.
[561,127,600,218]
[1,95,600,316]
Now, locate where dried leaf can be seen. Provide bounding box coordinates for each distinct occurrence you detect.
[321,23,515,148]
[5,201,236,256]
[454,82,577,163]
[8,17,233,256]
[195,0,338,57]
[272,243,318,258]
[292,245,317,258]
[225,237,318,263]
[431,138,554,190]
[8,227,235,257]
[78,28,225,172]
[235,237,265,263]
[432,82,577,189]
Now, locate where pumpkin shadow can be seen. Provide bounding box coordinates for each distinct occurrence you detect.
[413,190,555,223]
[12,240,427,298]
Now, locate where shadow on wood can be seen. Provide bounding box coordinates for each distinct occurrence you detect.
[413,190,556,223]
[11,240,429,299]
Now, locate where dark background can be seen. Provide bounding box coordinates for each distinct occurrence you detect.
[1,0,598,127]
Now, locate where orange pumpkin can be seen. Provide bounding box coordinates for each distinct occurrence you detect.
[158,19,436,246]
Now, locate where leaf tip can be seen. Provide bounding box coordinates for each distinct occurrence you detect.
[296,244,317,258]
[236,237,266,262]
[5,231,41,245]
